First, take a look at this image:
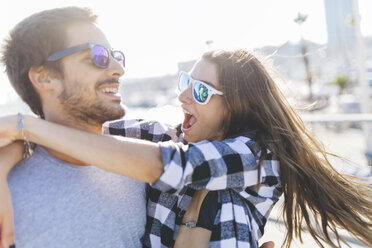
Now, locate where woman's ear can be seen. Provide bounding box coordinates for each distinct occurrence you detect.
[28,66,55,92]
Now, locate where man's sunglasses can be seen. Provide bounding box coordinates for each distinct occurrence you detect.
[47,43,125,68]
[178,71,223,105]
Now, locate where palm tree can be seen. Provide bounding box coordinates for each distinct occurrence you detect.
[330,73,351,94]
[294,12,313,101]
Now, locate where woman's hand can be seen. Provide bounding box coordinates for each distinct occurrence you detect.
[0,115,20,148]
[260,241,275,248]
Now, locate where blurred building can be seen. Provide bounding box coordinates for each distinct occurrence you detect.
[121,75,178,108]
[323,0,356,66]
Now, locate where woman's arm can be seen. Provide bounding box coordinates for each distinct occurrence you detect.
[0,142,24,248]
[0,115,164,183]
[21,116,164,183]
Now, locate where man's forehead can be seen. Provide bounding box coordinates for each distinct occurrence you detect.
[64,23,111,49]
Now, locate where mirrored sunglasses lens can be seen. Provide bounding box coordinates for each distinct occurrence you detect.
[92,45,109,67]
[113,51,125,67]
[179,73,190,91]
[193,82,209,103]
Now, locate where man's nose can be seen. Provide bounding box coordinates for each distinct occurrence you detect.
[107,56,125,78]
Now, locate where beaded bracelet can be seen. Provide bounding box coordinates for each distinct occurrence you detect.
[16,113,34,158]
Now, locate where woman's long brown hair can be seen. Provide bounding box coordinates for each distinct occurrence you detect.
[203,49,372,247]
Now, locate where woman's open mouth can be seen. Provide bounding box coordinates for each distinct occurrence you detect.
[182,109,197,132]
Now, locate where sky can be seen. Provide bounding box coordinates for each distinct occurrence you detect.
[0,0,371,104]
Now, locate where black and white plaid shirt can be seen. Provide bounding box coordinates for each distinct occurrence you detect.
[104,119,282,248]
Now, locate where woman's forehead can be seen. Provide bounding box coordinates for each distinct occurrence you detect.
[190,59,219,87]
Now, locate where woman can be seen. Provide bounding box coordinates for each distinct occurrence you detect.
[1,49,371,248]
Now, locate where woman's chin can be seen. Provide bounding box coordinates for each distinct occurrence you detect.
[182,124,210,143]
[183,135,194,143]
[183,133,200,143]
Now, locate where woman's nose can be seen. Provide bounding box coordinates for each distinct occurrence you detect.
[178,84,193,104]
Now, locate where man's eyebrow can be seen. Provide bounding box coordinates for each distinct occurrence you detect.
[78,49,91,57]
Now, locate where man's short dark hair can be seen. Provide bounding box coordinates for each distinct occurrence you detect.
[1,7,97,118]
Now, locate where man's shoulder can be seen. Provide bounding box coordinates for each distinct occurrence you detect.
[9,145,55,175]
[8,145,146,190]
[7,149,57,194]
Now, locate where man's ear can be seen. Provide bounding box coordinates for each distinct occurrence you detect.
[28,66,56,92]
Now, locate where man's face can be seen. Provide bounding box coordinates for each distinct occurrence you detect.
[55,23,125,125]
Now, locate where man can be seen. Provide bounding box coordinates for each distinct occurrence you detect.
[1,7,146,247]
[0,6,275,248]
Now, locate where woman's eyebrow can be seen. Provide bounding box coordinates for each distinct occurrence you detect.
[194,77,216,87]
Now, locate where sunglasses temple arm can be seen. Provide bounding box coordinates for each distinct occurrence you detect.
[47,43,91,61]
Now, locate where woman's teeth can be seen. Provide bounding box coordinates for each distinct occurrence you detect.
[183,109,192,115]
[182,112,197,130]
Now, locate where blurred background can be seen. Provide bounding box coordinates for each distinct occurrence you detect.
[0,1,371,246]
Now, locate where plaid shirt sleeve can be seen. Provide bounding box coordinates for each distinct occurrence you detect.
[151,137,281,194]
[102,119,183,143]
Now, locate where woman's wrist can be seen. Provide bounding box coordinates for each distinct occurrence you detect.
[22,115,45,141]
[15,114,24,140]
[22,115,33,141]
[18,115,37,158]
[0,115,22,141]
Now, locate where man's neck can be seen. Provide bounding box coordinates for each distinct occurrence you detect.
[43,115,103,166]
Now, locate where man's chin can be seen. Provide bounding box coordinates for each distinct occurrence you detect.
[83,103,126,125]
[104,104,126,121]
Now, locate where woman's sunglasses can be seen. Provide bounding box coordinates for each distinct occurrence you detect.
[178,71,223,105]
[47,42,125,68]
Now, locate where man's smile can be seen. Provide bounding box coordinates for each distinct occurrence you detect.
[97,83,121,101]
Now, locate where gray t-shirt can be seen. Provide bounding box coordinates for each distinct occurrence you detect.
[8,146,146,248]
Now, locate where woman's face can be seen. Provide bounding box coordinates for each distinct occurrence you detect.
[178,59,228,143]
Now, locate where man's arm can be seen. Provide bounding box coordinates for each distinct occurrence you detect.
[0,115,165,183]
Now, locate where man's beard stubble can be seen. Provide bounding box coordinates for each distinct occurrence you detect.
[57,80,125,126]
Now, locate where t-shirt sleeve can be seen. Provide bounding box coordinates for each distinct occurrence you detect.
[151,136,281,193]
